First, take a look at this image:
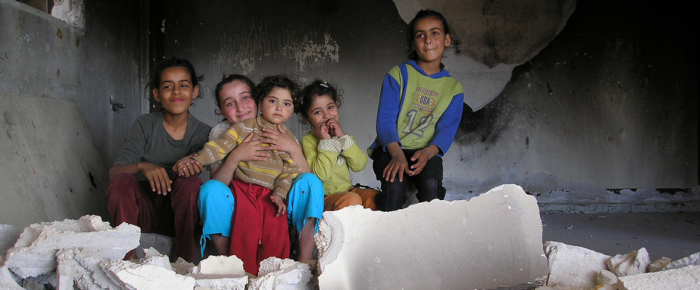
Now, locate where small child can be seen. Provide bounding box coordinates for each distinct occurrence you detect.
[368,9,464,211]
[191,75,302,275]
[298,80,379,211]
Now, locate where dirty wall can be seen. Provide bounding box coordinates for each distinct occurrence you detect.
[163,0,698,197]
[0,0,697,227]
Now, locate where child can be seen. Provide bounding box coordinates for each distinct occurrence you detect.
[106,57,211,262]
[368,9,464,211]
[298,80,379,211]
[190,75,303,275]
[194,74,323,267]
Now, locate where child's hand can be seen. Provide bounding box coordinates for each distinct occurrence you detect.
[409,145,439,176]
[230,133,268,162]
[383,143,410,182]
[270,193,287,217]
[174,154,204,177]
[260,125,298,153]
[139,162,172,195]
[314,122,331,140]
[326,119,344,137]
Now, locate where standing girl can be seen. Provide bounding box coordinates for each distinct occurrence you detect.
[106,57,211,262]
[368,9,464,211]
[299,80,379,211]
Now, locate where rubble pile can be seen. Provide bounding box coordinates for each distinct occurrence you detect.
[544,241,700,289]
[0,215,311,290]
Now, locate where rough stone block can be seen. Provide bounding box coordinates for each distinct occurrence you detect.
[545,241,611,290]
[317,184,549,290]
[4,215,140,278]
[248,257,311,290]
[607,248,650,277]
[619,265,700,289]
[100,259,195,290]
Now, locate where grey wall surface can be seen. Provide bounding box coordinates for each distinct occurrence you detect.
[0,0,144,225]
[1,0,697,226]
[162,0,698,198]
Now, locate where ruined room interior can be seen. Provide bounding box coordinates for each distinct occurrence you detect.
[1,0,699,289]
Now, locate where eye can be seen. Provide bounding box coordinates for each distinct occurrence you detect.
[328,105,335,110]
[225,102,235,107]
[242,96,249,101]
[284,102,292,107]
[432,31,440,36]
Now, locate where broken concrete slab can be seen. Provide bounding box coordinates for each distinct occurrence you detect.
[191,274,248,290]
[618,265,700,289]
[191,255,245,276]
[544,241,611,290]
[662,251,700,271]
[56,248,122,290]
[248,257,312,290]
[317,184,548,289]
[4,215,140,278]
[607,248,650,277]
[100,259,195,290]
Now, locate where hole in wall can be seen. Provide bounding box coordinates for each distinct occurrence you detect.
[15,0,84,29]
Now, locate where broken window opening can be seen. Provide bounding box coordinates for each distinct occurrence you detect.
[16,0,84,29]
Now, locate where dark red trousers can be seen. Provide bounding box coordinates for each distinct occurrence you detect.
[229,179,290,276]
[106,173,200,262]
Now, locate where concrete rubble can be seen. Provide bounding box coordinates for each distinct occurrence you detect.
[1,184,699,289]
[543,242,700,289]
[317,184,550,289]
[4,215,140,278]
[248,257,312,290]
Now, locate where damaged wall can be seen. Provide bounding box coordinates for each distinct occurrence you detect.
[0,0,144,226]
[162,0,698,199]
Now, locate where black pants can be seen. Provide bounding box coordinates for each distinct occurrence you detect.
[371,148,445,211]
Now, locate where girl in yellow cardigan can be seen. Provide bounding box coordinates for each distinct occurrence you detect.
[298,80,379,211]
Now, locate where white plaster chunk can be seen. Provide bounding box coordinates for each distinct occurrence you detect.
[544,241,611,290]
[56,248,122,290]
[191,255,245,276]
[191,274,248,290]
[648,257,672,272]
[248,257,311,290]
[318,184,549,290]
[0,265,23,290]
[100,259,195,290]
[618,265,700,289]
[4,215,140,278]
[143,247,162,259]
[0,224,20,258]
[607,248,650,277]
[662,251,700,271]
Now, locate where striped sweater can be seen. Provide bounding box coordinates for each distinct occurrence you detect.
[193,115,300,198]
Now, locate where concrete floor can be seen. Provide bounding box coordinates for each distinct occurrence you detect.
[541,212,700,261]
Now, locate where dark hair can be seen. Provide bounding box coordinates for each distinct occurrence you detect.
[297,80,343,121]
[147,57,204,100]
[256,75,301,109]
[214,74,257,112]
[406,9,452,61]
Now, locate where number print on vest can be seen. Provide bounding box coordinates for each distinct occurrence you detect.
[401,109,434,138]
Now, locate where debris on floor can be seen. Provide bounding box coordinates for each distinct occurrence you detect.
[1,185,698,289]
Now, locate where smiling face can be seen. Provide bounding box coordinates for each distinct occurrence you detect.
[259,87,294,125]
[219,80,257,123]
[412,16,451,71]
[305,94,339,129]
[153,67,199,116]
